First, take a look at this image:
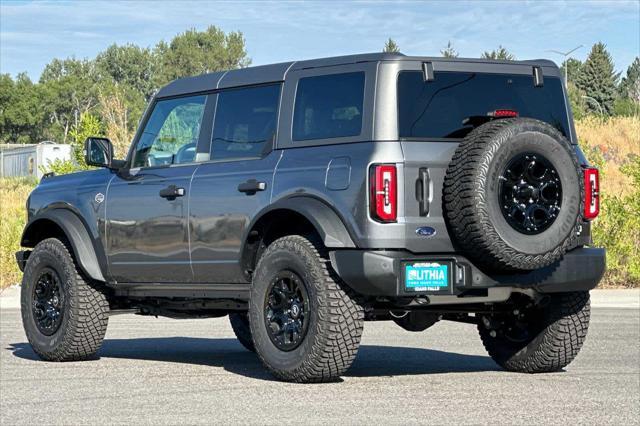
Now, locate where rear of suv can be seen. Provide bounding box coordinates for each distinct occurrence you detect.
[17,53,605,383]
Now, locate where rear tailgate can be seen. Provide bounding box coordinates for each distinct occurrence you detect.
[400,141,458,253]
[396,68,573,254]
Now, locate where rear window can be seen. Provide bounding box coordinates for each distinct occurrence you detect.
[397,71,570,139]
[211,84,281,160]
[293,72,365,141]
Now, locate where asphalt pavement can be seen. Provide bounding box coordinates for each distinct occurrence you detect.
[1,295,638,425]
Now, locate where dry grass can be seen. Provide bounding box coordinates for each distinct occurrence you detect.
[0,177,36,289]
[576,116,640,196]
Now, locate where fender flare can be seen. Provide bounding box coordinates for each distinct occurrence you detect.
[21,209,106,282]
[249,197,357,248]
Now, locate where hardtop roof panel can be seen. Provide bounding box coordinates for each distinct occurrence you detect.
[155,52,560,98]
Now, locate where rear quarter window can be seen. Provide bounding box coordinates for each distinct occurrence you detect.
[397,71,570,139]
[293,72,365,141]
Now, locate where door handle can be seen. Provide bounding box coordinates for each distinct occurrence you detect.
[238,179,266,195]
[159,184,185,200]
[415,168,430,216]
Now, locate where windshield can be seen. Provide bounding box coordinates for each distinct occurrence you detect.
[397,71,570,139]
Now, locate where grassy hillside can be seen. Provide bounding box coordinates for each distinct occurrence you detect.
[576,116,640,287]
[1,117,638,289]
[576,116,639,197]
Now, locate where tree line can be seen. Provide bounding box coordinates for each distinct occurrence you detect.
[384,38,640,118]
[0,25,249,157]
[1,30,637,155]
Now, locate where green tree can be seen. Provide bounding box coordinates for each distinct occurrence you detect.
[41,112,104,174]
[155,26,250,85]
[481,46,515,60]
[69,112,104,167]
[95,43,159,101]
[0,73,46,144]
[98,83,145,158]
[39,57,101,143]
[575,42,619,115]
[383,38,400,53]
[440,41,458,58]
[560,58,583,85]
[619,57,640,103]
[567,82,588,120]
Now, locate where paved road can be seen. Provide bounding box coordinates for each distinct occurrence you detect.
[1,306,638,425]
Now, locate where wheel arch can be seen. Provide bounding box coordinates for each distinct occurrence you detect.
[21,209,107,283]
[240,197,356,277]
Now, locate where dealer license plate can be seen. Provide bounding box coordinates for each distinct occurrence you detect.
[404,262,450,293]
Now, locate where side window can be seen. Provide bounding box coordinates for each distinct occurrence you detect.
[211,84,281,160]
[132,95,207,168]
[292,72,365,141]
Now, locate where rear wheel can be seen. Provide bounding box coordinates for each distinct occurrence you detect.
[249,235,364,383]
[478,292,590,373]
[229,313,255,352]
[21,238,109,361]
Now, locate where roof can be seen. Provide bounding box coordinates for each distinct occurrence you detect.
[155,52,559,98]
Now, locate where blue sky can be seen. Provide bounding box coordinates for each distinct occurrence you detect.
[1,0,638,80]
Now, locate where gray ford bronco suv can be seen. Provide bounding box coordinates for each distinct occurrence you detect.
[17,53,605,383]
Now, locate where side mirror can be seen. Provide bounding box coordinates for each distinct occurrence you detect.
[84,137,113,168]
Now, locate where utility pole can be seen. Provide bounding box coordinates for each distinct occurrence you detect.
[547,45,584,86]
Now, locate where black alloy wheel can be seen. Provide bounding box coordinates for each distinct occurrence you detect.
[264,270,310,352]
[499,153,562,235]
[32,268,65,336]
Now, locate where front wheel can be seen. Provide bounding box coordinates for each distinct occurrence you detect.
[249,235,364,383]
[478,292,590,373]
[21,238,110,361]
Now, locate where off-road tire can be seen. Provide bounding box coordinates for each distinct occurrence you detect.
[478,292,590,373]
[443,118,583,271]
[249,235,364,383]
[21,238,109,361]
[229,313,255,352]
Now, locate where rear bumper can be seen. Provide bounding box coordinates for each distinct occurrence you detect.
[330,247,605,304]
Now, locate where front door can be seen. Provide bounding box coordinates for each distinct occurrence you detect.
[106,94,209,283]
[189,83,282,283]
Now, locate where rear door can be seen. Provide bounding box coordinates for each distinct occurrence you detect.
[189,83,282,283]
[106,94,210,283]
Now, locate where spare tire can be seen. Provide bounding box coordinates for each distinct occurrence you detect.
[443,118,583,272]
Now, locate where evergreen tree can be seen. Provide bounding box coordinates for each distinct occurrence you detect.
[576,43,619,115]
[560,58,583,85]
[441,41,459,58]
[383,38,400,53]
[481,46,515,60]
[619,57,640,103]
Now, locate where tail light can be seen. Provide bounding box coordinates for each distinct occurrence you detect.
[583,167,599,220]
[370,164,397,222]
[488,109,519,118]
